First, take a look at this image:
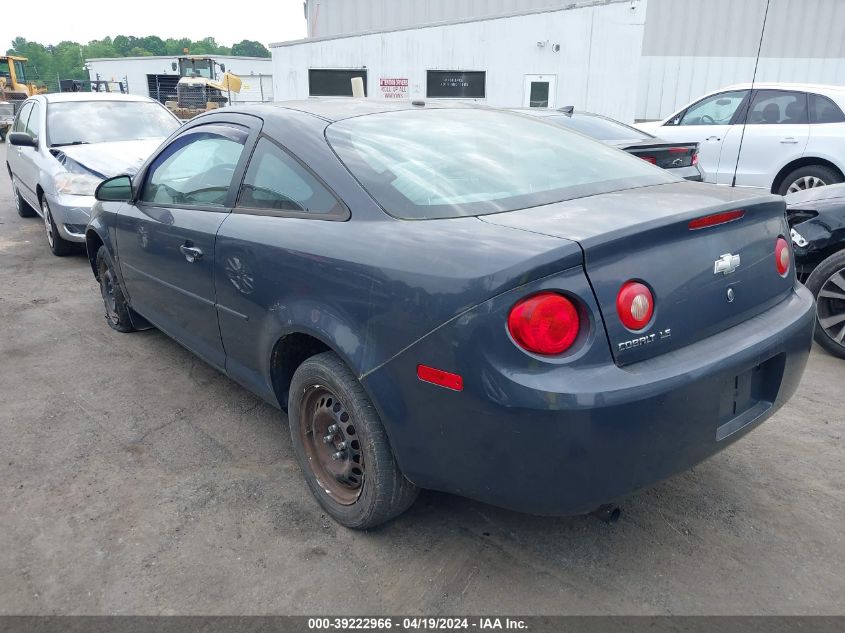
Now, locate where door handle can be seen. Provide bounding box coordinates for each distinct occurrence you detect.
[180,243,203,263]
[780,137,799,144]
[705,136,721,142]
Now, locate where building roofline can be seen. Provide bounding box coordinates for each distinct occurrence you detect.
[270,0,634,48]
[85,55,272,62]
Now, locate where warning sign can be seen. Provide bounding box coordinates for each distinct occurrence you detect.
[379,78,409,100]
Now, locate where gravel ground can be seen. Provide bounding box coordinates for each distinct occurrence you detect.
[0,141,843,615]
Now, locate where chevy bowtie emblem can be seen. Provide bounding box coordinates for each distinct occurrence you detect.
[714,253,741,275]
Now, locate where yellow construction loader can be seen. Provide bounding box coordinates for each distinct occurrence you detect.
[164,56,242,119]
[0,56,47,108]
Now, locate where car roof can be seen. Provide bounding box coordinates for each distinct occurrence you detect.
[718,82,845,95]
[36,92,157,104]
[242,99,481,122]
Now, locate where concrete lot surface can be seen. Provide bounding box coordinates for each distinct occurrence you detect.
[0,142,843,615]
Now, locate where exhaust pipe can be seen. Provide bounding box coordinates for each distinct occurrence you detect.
[591,503,621,524]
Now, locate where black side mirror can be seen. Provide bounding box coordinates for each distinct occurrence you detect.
[172,62,178,71]
[220,63,226,73]
[95,175,133,202]
[8,132,37,148]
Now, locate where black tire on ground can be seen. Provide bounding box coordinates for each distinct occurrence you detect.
[288,351,419,529]
[41,198,75,256]
[96,245,136,333]
[777,165,843,196]
[804,249,845,360]
[13,182,36,218]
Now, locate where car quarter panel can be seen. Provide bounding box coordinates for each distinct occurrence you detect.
[362,277,814,515]
[214,213,584,406]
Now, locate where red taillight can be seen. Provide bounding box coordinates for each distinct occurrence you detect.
[775,237,791,276]
[691,151,699,166]
[617,281,654,331]
[507,292,580,355]
[688,209,745,230]
[641,156,657,164]
[417,365,463,391]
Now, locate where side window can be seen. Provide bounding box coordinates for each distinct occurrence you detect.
[677,90,748,126]
[141,125,247,207]
[746,90,808,125]
[809,93,845,124]
[237,137,345,216]
[13,102,33,133]
[25,102,41,138]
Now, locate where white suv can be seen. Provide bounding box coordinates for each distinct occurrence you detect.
[638,83,845,195]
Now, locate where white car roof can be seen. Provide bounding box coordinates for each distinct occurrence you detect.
[720,82,845,95]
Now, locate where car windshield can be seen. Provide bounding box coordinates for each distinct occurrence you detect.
[326,109,674,220]
[47,100,180,147]
[546,113,652,142]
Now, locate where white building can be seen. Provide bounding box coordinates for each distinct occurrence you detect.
[271,0,845,123]
[85,55,274,105]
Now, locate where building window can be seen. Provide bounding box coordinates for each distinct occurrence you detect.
[426,71,486,99]
[308,69,368,97]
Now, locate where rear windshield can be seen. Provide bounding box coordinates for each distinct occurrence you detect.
[47,100,180,147]
[326,109,674,220]
[546,113,653,142]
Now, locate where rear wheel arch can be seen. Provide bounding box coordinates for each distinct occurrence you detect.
[269,332,332,410]
[772,158,844,194]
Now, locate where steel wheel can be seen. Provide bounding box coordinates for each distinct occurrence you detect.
[298,385,364,506]
[98,256,120,326]
[42,199,55,248]
[816,267,845,349]
[787,175,827,194]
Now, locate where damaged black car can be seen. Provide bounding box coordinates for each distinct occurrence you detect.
[787,184,845,358]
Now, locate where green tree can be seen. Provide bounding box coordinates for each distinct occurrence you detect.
[231,39,270,58]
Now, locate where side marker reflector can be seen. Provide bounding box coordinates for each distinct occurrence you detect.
[417,365,464,391]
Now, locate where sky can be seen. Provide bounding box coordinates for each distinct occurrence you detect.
[2,0,307,50]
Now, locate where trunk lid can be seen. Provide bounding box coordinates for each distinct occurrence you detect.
[480,181,793,365]
[618,141,698,170]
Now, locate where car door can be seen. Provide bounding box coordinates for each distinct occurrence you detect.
[648,90,750,182]
[114,119,255,370]
[8,101,38,204]
[718,90,810,188]
[214,136,349,401]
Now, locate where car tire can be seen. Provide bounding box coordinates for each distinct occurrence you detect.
[778,165,843,196]
[804,250,845,360]
[41,198,75,256]
[288,351,419,529]
[96,245,136,333]
[13,181,37,218]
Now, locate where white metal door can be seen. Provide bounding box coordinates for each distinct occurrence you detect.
[523,75,557,109]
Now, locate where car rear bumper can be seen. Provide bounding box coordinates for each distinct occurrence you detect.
[365,284,815,516]
[45,193,94,243]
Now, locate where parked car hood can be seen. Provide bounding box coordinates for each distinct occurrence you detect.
[785,183,845,207]
[51,139,164,179]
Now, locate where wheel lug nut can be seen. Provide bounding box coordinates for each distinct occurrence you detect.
[327,424,339,434]
[322,435,334,444]
[331,450,346,461]
[337,441,347,450]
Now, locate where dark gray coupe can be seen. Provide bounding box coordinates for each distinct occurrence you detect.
[86,101,814,528]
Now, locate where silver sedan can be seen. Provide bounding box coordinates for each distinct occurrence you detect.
[6,92,180,255]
